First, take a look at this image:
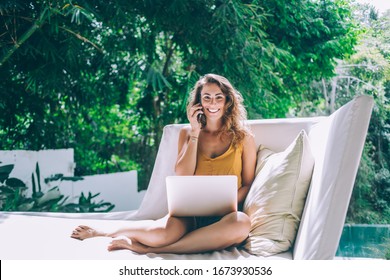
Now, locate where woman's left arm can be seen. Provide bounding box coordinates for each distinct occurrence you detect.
[238,133,257,208]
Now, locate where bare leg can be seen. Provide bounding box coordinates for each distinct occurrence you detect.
[108,211,251,254]
[71,215,194,248]
[71,216,170,240]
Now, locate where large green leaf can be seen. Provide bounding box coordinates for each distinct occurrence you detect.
[0,164,14,183]
[5,178,27,189]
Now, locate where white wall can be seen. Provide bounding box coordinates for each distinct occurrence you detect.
[58,171,145,211]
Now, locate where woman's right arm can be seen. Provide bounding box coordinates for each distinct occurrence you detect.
[175,127,199,175]
[175,103,203,175]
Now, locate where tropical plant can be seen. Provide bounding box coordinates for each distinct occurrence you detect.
[59,191,115,213]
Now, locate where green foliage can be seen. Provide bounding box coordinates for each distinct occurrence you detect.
[0,163,114,212]
[255,0,359,113]
[326,6,390,224]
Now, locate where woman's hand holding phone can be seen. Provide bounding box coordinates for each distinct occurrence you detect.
[188,103,204,135]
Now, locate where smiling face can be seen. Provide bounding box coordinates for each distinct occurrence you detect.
[200,83,226,121]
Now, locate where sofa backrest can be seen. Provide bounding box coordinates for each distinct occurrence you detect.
[293,95,373,259]
[248,117,324,152]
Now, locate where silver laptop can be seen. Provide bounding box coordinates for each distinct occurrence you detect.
[166,175,238,217]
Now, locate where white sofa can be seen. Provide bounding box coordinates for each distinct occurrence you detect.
[0,95,373,260]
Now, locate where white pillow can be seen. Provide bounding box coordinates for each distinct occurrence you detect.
[243,130,314,256]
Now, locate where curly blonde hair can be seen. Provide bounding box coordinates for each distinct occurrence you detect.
[187,74,250,146]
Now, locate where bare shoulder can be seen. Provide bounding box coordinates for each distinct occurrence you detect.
[243,132,256,149]
[177,125,192,147]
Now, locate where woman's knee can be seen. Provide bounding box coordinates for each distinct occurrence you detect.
[224,211,251,242]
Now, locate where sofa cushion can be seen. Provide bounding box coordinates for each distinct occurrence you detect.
[243,130,314,256]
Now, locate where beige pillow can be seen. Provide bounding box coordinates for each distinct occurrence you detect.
[243,130,314,256]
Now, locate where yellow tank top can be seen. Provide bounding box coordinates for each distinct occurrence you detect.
[194,143,243,188]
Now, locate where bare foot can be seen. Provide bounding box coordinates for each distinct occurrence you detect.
[71,225,106,240]
[108,238,151,254]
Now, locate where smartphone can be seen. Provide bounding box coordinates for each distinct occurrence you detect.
[194,95,206,128]
[197,112,206,128]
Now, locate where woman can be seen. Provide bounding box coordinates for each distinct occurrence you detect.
[71,74,257,254]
